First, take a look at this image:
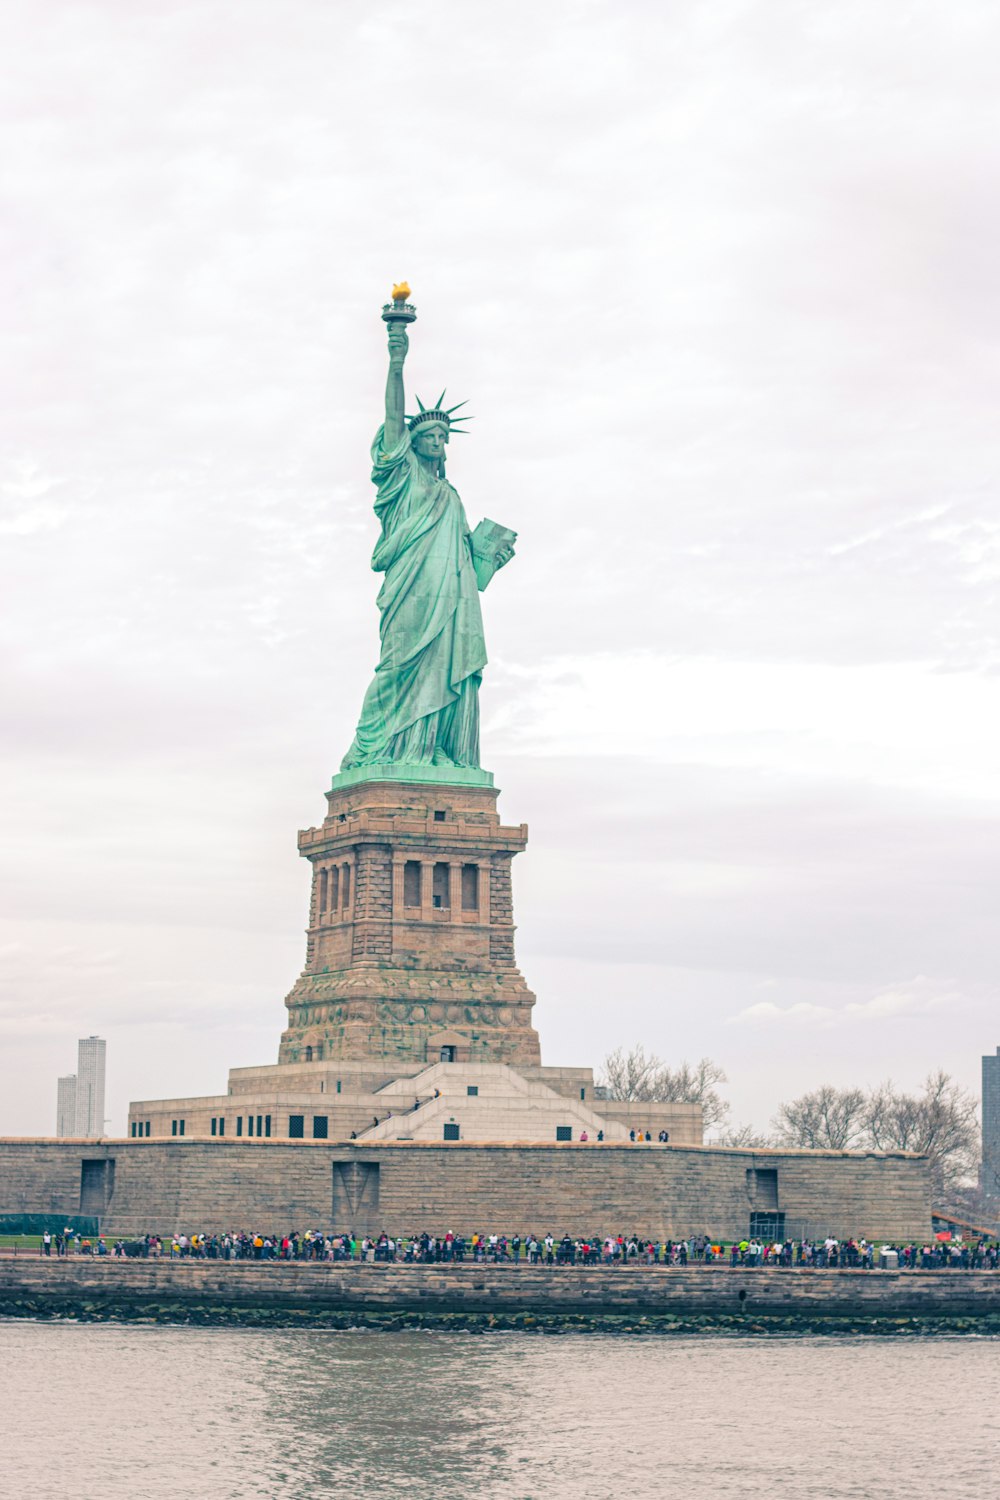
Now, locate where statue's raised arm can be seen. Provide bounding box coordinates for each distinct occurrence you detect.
[383,320,408,448]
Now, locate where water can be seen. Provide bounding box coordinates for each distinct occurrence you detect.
[1,1322,996,1496]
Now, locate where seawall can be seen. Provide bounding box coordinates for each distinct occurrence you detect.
[1,1261,998,1332]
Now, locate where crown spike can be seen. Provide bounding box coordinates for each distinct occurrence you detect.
[415,395,427,413]
[434,390,447,410]
[443,400,468,416]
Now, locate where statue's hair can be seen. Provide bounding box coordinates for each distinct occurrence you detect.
[410,421,449,447]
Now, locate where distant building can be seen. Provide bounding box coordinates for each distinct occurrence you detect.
[982,1045,1000,1205]
[56,1074,77,1137]
[71,1036,106,1137]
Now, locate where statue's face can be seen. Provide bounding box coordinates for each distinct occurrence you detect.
[412,423,447,460]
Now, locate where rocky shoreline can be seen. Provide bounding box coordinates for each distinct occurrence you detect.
[2,1295,999,1337]
[3,1260,998,1334]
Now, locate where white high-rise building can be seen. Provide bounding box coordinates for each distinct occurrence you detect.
[56,1074,77,1136]
[72,1036,106,1137]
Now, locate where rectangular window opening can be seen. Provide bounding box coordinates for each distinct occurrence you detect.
[332,1160,379,1222]
[432,862,450,908]
[748,1167,779,1210]
[289,1114,305,1139]
[461,863,479,911]
[466,1085,479,1096]
[555,1125,573,1142]
[80,1159,115,1215]
[236,1116,243,1137]
[403,860,422,908]
[313,1115,329,1139]
[443,1122,460,1141]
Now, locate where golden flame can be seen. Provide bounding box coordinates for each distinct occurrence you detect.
[391,281,411,303]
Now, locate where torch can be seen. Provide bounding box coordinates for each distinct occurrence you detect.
[382,281,417,329]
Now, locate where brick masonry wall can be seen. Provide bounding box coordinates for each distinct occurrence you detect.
[0,1260,996,1319]
[0,1139,932,1242]
[350,844,393,960]
[489,855,515,965]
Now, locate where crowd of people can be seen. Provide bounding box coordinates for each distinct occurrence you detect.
[36,1227,1000,1269]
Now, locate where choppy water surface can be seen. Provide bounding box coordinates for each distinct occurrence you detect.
[1,1323,996,1496]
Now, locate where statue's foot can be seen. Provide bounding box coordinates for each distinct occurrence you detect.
[431,748,457,767]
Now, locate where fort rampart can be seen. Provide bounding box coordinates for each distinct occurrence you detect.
[1,1136,931,1243]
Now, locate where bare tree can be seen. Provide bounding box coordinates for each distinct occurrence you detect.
[865,1071,979,1200]
[654,1058,730,1129]
[772,1085,869,1150]
[599,1047,729,1128]
[711,1123,776,1148]
[772,1073,979,1205]
[599,1045,664,1102]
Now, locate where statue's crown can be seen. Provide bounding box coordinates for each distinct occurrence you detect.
[407,390,472,436]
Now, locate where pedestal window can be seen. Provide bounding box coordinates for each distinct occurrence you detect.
[403,860,421,908]
[432,862,450,909]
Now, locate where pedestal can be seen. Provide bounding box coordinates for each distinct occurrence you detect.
[278,777,541,1068]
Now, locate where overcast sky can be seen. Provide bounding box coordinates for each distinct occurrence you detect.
[2,0,998,1138]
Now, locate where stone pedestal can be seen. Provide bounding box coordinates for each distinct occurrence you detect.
[278,778,540,1068]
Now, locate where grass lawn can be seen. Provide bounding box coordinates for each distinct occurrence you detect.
[0,1235,106,1253]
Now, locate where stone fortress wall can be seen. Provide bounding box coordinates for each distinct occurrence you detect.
[0,1137,931,1243]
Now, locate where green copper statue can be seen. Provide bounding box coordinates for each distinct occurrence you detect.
[339,287,516,777]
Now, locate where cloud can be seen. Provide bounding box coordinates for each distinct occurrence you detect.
[733,1002,839,1028]
[732,977,959,1029]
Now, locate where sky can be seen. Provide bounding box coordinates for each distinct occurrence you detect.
[2,0,998,1139]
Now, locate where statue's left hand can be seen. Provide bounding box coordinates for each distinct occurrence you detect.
[495,544,515,568]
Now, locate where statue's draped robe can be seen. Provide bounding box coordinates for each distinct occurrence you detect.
[341,426,487,769]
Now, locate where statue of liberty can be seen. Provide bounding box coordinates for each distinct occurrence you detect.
[340,287,515,776]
